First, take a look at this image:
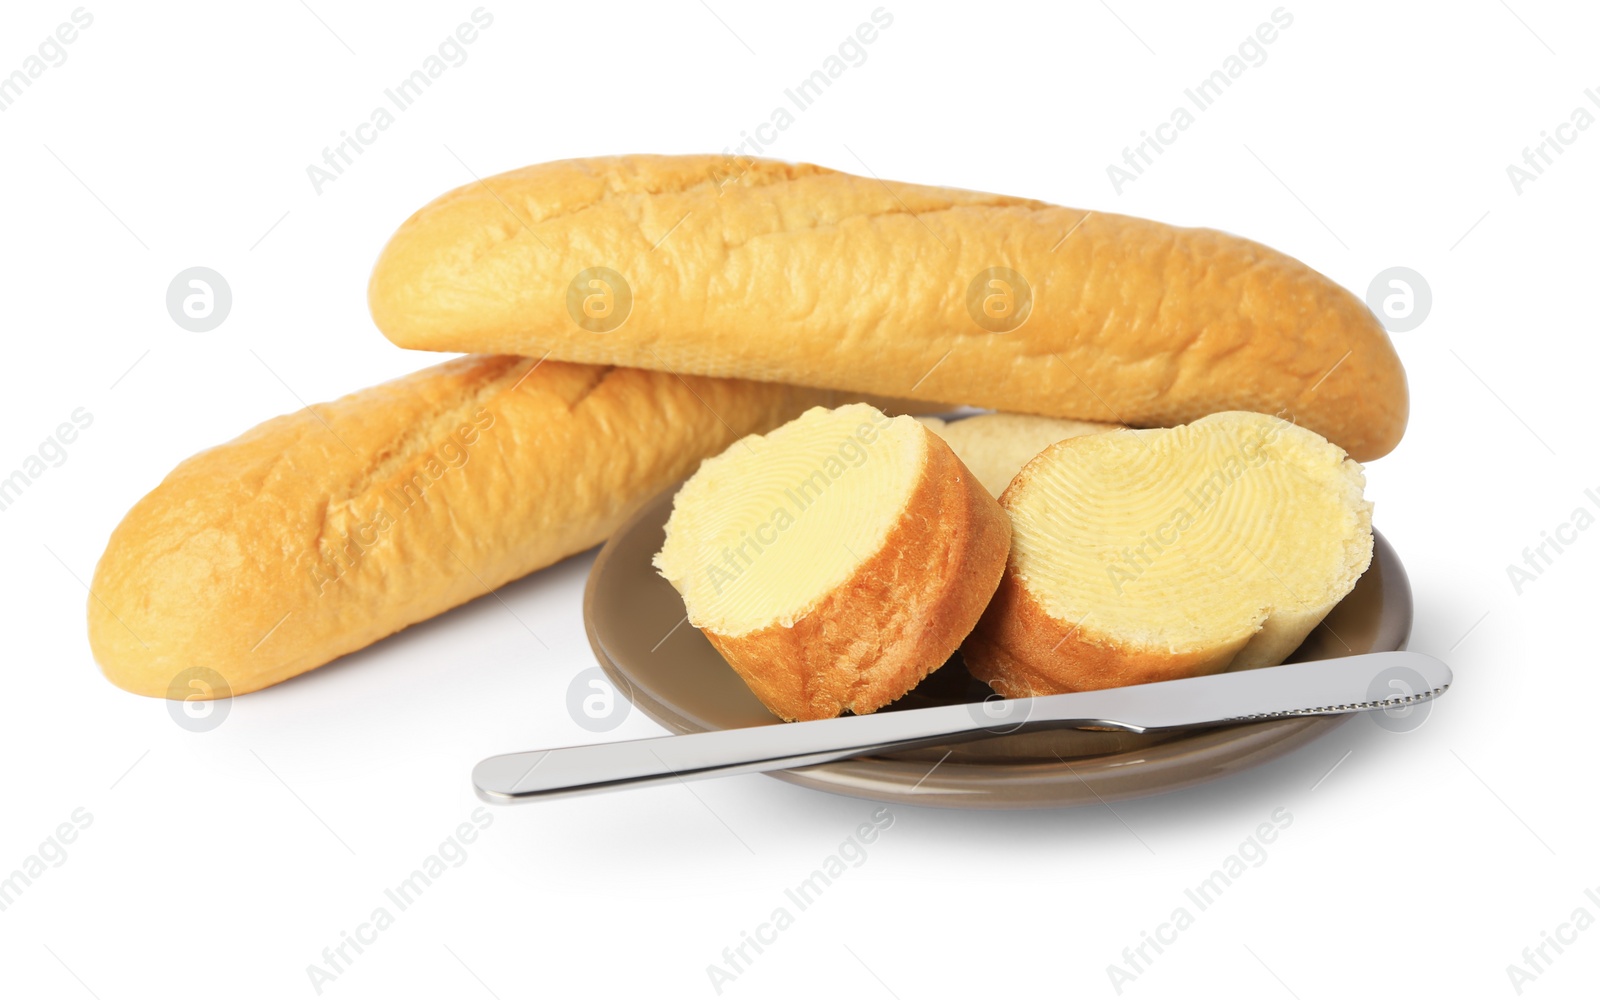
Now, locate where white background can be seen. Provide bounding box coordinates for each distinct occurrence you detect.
[1,1,1595,997]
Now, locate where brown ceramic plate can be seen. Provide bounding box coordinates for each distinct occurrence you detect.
[584,488,1411,809]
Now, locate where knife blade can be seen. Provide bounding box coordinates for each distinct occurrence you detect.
[473,649,1450,804]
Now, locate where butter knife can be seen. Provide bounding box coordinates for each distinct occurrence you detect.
[473,650,1450,804]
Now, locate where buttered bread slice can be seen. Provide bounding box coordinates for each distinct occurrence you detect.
[654,403,1010,721]
[964,411,1373,696]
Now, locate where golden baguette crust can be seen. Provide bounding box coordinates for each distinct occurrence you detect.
[702,430,1011,721]
[88,356,818,698]
[370,154,1407,460]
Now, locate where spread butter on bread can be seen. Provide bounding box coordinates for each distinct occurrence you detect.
[653,404,1010,721]
[963,411,1373,695]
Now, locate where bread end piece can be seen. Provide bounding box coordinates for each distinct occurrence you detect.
[88,357,820,699]
[918,412,1119,496]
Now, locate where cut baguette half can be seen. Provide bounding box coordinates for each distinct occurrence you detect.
[654,403,1011,721]
[964,411,1373,696]
[918,413,1120,496]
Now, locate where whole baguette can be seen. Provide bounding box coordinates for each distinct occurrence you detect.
[88,356,818,698]
[369,155,1407,460]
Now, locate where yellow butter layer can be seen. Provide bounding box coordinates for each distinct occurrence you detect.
[1007,411,1372,652]
[655,403,926,636]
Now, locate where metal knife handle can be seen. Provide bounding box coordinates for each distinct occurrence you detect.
[473,650,1450,804]
[473,701,1006,804]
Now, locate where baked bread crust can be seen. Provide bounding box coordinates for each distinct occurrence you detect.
[87,356,818,697]
[963,572,1243,697]
[698,430,1011,721]
[370,154,1407,460]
